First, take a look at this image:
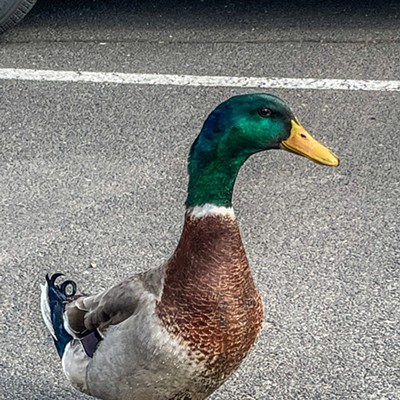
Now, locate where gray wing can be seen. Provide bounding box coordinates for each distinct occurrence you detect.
[66,265,166,335]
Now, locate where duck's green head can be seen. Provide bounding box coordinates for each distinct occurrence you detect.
[186,93,339,208]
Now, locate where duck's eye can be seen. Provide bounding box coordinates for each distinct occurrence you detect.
[258,107,272,118]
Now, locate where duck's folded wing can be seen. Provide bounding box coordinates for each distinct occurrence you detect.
[66,266,165,335]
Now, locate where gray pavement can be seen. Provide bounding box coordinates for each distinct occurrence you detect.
[0,0,399,399]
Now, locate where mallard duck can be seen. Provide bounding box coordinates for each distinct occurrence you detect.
[40,93,339,400]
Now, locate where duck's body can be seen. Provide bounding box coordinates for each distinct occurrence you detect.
[60,210,262,400]
[41,94,338,400]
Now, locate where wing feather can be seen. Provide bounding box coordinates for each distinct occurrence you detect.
[65,266,165,335]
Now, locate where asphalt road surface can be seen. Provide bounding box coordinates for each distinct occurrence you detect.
[0,0,399,399]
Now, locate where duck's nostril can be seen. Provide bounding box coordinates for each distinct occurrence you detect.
[300,133,307,138]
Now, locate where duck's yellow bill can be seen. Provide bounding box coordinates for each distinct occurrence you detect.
[280,119,339,167]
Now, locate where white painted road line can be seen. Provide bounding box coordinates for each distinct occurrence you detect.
[0,68,399,92]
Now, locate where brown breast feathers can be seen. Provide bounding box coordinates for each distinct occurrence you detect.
[157,212,264,384]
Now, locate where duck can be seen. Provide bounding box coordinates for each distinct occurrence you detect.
[40,93,339,400]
